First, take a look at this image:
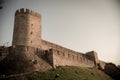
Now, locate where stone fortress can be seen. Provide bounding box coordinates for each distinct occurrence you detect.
[0,8,112,75]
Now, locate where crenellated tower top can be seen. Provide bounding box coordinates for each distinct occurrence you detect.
[15,8,41,18]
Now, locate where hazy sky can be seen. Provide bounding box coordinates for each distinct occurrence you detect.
[0,0,120,65]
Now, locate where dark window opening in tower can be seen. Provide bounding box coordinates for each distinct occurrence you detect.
[57,51,59,55]
[68,54,70,58]
[31,32,33,34]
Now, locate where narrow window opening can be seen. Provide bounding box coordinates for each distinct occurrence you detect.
[68,54,70,58]
[31,32,33,34]
[57,51,59,55]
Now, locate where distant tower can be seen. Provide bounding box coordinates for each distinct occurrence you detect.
[12,8,41,47]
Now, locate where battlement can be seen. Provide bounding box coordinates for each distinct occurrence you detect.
[15,8,41,17]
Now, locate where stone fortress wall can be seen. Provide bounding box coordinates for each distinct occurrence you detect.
[0,8,108,75]
[12,8,98,68]
[41,40,95,68]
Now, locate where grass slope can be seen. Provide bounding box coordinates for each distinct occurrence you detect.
[1,66,113,80]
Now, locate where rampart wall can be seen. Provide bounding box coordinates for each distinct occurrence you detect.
[42,40,95,68]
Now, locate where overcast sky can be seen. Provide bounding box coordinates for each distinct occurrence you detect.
[0,0,120,65]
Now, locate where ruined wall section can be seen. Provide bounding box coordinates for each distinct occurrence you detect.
[86,51,99,67]
[0,45,52,75]
[42,40,95,67]
[12,8,41,48]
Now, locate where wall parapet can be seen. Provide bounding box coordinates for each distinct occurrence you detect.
[42,40,84,54]
[15,8,41,18]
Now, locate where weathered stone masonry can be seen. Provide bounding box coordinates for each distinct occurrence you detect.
[42,40,95,68]
[13,8,41,47]
[0,8,105,75]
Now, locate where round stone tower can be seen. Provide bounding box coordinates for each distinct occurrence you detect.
[12,8,41,48]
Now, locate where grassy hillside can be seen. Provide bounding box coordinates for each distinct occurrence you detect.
[1,66,113,80]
